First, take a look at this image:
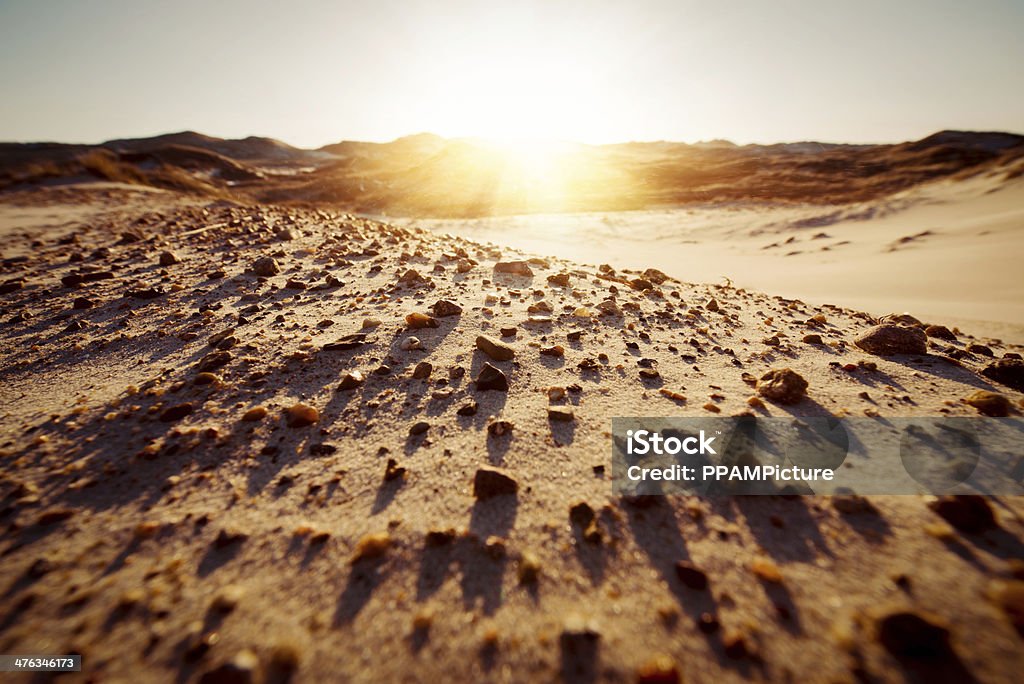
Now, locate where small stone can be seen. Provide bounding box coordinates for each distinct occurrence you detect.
[197,351,232,372]
[406,312,439,329]
[675,561,709,590]
[925,324,956,340]
[160,403,193,422]
[757,368,808,405]
[518,552,542,583]
[705,298,720,312]
[361,317,382,329]
[494,261,533,276]
[73,297,95,309]
[928,495,997,533]
[397,268,427,285]
[431,299,463,317]
[456,401,478,416]
[456,258,473,273]
[473,467,518,499]
[540,345,565,357]
[967,343,994,357]
[409,421,430,436]
[198,650,258,684]
[159,251,180,266]
[500,327,517,338]
[547,273,570,287]
[488,420,514,437]
[750,557,783,583]
[213,529,249,549]
[211,585,244,612]
[352,532,391,563]
[400,336,422,351]
[639,368,661,380]
[195,372,220,385]
[285,403,319,428]
[338,370,365,390]
[548,407,575,422]
[323,333,368,351]
[241,406,267,422]
[636,654,680,684]
[412,361,432,379]
[854,324,927,356]
[964,390,1011,417]
[253,256,280,277]
[384,458,406,481]
[284,278,306,290]
[476,334,515,361]
[981,358,1024,392]
[630,277,654,291]
[802,333,823,344]
[475,363,509,391]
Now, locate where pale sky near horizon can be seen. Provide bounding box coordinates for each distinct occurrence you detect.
[1,0,1022,148]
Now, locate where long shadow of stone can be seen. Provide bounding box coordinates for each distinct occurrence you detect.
[734,497,834,563]
[334,555,388,626]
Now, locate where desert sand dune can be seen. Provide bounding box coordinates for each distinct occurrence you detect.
[0,185,1022,682]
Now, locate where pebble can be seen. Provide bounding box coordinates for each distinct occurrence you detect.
[540,345,565,357]
[705,298,720,312]
[361,317,382,329]
[197,351,232,372]
[750,557,783,583]
[384,458,406,481]
[757,368,808,404]
[636,655,680,684]
[964,390,1011,417]
[73,297,95,310]
[802,333,823,344]
[925,324,956,340]
[400,336,422,351]
[548,407,575,422]
[338,370,365,390]
[285,403,319,427]
[473,467,519,499]
[159,251,180,266]
[494,261,534,276]
[412,361,432,379]
[675,561,709,590]
[854,324,927,356]
[352,532,391,563]
[324,333,368,351]
[406,312,439,329]
[253,256,280,277]
[475,363,509,391]
[476,334,515,361]
[547,273,571,287]
[409,421,430,435]
[241,406,267,422]
[160,403,194,422]
[431,299,463,317]
[456,401,478,416]
[488,420,514,436]
[980,358,1024,392]
[518,552,542,583]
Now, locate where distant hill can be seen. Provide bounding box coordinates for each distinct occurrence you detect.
[2,129,1022,214]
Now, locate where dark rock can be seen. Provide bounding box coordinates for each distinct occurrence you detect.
[337,370,364,390]
[71,296,95,310]
[548,407,575,422]
[802,333,823,345]
[159,251,180,266]
[547,273,571,287]
[126,287,164,299]
[197,351,232,372]
[431,299,463,317]
[409,421,430,436]
[675,561,709,590]
[456,401,478,416]
[475,363,509,391]
[473,467,518,499]
[967,343,994,357]
[412,361,433,379]
[757,368,808,404]
[160,403,194,422]
[981,358,1024,392]
[0,279,24,295]
[925,325,956,340]
[405,312,439,329]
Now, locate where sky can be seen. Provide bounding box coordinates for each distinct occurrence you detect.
[1,0,1022,148]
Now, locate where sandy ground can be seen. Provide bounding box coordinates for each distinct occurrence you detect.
[397,171,1024,345]
[0,185,1023,683]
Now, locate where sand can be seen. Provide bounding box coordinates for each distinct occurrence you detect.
[0,184,1022,683]
[397,170,1024,345]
